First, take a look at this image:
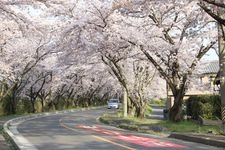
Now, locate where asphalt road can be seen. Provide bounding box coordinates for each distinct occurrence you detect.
[17,107,223,150]
[149,106,164,120]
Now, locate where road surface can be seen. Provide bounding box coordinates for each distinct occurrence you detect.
[17,107,222,150]
[149,106,164,120]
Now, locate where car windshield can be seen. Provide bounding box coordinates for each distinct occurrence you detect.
[109,99,119,103]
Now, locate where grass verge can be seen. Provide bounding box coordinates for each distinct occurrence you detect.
[100,113,223,135]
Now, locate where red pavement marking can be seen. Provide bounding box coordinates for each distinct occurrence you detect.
[78,125,188,148]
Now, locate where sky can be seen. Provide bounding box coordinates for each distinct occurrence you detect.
[202,49,219,61]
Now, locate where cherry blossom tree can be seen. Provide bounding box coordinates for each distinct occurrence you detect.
[199,0,225,26]
[99,35,161,118]
[66,1,167,118]
[199,0,225,123]
[106,0,218,121]
[2,0,216,120]
[0,0,69,113]
[24,70,52,113]
[0,36,56,114]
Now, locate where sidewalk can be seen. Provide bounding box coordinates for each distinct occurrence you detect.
[169,132,225,148]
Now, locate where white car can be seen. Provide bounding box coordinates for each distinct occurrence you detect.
[107,99,120,109]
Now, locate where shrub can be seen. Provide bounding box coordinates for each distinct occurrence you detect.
[201,103,213,119]
[144,104,152,116]
[1,95,20,115]
[149,98,166,106]
[17,98,32,114]
[2,95,12,115]
[186,95,221,120]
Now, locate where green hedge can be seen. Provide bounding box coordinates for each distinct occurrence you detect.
[149,98,166,106]
[186,95,221,120]
[144,104,153,117]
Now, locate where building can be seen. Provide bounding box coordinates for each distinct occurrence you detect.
[167,60,219,108]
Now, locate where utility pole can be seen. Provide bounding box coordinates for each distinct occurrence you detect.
[217,1,225,124]
[219,25,225,124]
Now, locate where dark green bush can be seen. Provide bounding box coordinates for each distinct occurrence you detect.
[186,95,221,120]
[201,103,213,119]
[17,98,32,114]
[2,95,12,115]
[1,95,20,115]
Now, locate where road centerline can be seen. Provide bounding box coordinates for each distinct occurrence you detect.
[92,135,136,150]
[59,118,135,150]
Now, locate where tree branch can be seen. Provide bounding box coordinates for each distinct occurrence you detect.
[198,2,225,26]
[202,0,225,8]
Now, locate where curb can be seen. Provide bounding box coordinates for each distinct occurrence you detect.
[3,106,103,150]
[169,133,225,148]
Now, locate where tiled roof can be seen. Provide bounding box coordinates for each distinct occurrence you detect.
[202,60,219,74]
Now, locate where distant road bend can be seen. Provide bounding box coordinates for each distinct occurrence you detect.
[17,108,222,150]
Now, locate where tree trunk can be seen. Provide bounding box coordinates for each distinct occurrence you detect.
[11,92,17,114]
[31,99,36,113]
[47,101,53,110]
[127,97,135,116]
[66,100,70,109]
[169,93,184,122]
[40,98,44,112]
[123,89,127,117]
[135,106,145,119]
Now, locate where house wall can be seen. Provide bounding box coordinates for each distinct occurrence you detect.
[166,73,219,109]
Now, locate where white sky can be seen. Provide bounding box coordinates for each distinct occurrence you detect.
[202,49,218,61]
